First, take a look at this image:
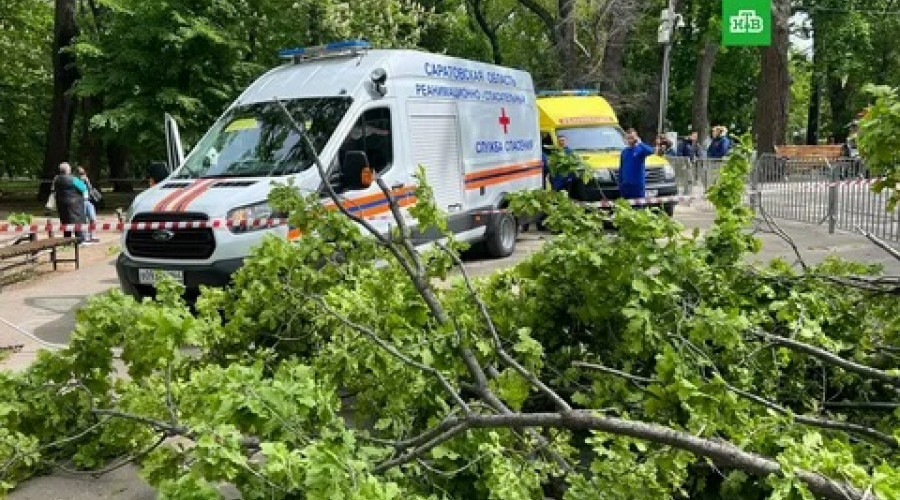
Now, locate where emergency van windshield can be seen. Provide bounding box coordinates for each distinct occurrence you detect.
[558,125,626,152]
[174,97,353,179]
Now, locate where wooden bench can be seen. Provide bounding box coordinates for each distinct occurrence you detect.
[774,145,844,159]
[0,232,80,290]
[772,145,847,176]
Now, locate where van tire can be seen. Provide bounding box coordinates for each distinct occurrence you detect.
[664,203,675,217]
[485,211,517,258]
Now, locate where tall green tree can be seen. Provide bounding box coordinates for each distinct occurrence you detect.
[753,0,791,153]
[71,0,430,183]
[0,0,52,179]
[38,0,78,200]
[798,0,900,143]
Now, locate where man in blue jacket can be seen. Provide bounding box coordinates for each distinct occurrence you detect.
[707,125,731,159]
[619,128,655,200]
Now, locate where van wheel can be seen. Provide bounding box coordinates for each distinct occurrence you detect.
[664,203,675,217]
[485,212,517,258]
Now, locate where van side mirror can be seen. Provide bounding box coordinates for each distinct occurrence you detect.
[341,150,373,190]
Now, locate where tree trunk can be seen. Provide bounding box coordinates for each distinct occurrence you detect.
[599,1,639,94]
[806,75,820,144]
[467,0,503,65]
[826,73,852,144]
[38,0,79,201]
[79,96,104,182]
[753,0,790,154]
[557,0,577,87]
[107,142,133,193]
[691,42,718,145]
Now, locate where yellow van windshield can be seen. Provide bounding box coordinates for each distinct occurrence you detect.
[557,126,626,152]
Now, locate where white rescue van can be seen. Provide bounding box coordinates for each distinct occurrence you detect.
[116,40,543,299]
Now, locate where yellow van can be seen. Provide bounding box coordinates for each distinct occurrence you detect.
[536,90,677,215]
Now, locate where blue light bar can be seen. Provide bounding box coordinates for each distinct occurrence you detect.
[537,89,599,97]
[278,39,372,60]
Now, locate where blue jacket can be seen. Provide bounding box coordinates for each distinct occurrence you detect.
[678,139,699,160]
[707,136,731,159]
[618,142,654,189]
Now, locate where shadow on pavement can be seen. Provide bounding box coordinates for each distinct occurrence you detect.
[25,296,87,345]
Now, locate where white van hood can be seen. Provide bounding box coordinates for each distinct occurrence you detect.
[132,176,313,218]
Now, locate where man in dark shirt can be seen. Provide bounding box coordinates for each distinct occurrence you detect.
[618,129,655,200]
[678,131,700,160]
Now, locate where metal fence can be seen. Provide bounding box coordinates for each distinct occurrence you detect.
[751,154,899,242]
[672,154,900,242]
[668,157,726,211]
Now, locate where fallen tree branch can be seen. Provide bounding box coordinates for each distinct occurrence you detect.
[758,205,809,271]
[823,401,900,411]
[572,361,655,385]
[576,358,898,448]
[308,295,471,415]
[91,409,260,450]
[856,226,900,263]
[753,330,900,388]
[438,241,571,412]
[376,410,875,500]
[53,433,167,478]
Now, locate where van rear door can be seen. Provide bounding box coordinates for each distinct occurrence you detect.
[407,102,464,214]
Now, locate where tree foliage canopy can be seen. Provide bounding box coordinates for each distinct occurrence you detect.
[4,0,900,178]
[0,0,52,177]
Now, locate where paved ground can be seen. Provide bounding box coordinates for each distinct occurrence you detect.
[2,203,899,498]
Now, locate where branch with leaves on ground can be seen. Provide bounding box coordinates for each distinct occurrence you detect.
[0,135,898,499]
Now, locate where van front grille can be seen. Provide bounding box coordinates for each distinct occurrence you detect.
[125,212,215,260]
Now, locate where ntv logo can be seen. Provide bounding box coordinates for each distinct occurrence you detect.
[729,9,764,34]
[722,0,770,46]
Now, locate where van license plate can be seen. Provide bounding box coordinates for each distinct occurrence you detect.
[138,269,184,286]
[645,189,658,197]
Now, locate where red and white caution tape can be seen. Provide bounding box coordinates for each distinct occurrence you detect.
[0,219,289,234]
[0,194,708,233]
[583,194,701,208]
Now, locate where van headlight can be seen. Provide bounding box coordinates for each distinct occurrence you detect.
[227,201,275,233]
[663,164,676,180]
[593,169,614,183]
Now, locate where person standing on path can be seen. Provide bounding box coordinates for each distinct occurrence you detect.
[76,166,100,243]
[618,129,655,202]
[678,131,701,160]
[707,126,731,159]
[53,162,89,244]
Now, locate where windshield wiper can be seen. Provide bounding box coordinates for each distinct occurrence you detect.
[200,173,252,179]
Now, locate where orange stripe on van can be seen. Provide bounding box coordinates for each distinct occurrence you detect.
[153,182,195,212]
[465,161,543,190]
[464,160,543,183]
[323,186,418,218]
[466,168,543,190]
[172,179,215,212]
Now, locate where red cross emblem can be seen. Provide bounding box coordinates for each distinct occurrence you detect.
[498,108,511,134]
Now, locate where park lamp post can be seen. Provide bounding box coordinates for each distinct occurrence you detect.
[657,2,684,137]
